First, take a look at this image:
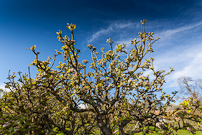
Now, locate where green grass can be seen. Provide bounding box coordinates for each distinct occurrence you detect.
[82,128,202,135]
[134,130,202,135]
[74,125,202,135]
[177,130,202,135]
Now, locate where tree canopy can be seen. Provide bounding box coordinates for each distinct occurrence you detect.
[0,20,202,135]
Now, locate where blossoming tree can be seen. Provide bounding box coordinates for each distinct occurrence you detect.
[1,20,201,135]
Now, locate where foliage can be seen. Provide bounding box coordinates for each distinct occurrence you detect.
[0,20,201,135]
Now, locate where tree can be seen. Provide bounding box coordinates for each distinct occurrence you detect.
[1,20,200,135]
[175,77,202,132]
[177,77,202,101]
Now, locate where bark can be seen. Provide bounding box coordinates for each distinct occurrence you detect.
[97,120,113,135]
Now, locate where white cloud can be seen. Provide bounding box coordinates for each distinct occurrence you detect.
[152,42,202,88]
[157,21,202,38]
[88,26,113,43]
[88,21,138,43]
[113,22,138,29]
[171,52,202,80]
[78,103,87,109]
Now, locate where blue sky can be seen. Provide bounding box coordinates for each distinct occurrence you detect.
[1,0,202,102]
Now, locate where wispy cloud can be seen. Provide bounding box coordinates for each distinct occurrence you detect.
[154,21,202,83]
[88,26,113,43]
[113,22,137,29]
[88,21,138,43]
[171,51,202,80]
[153,42,202,88]
[157,20,202,38]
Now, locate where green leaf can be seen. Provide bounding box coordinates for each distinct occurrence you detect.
[53,127,58,132]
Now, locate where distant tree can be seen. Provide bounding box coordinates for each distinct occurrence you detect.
[174,77,202,132]
[1,20,201,135]
[177,77,202,101]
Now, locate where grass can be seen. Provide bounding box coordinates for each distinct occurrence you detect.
[81,128,202,135]
[75,124,202,135]
[131,130,202,135]
[90,125,202,135]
